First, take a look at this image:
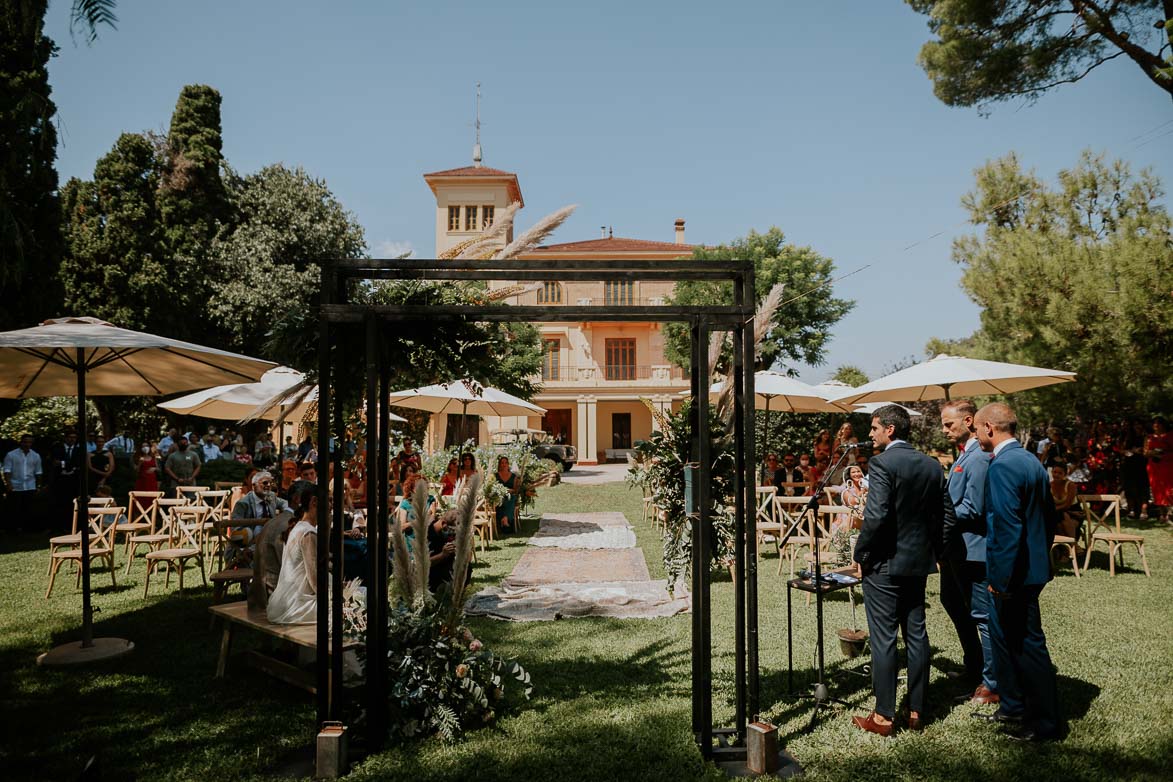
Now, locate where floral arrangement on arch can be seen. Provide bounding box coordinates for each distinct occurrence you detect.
[345,474,532,741]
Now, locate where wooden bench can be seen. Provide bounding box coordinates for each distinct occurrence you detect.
[604,448,633,462]
[209,602,358,694]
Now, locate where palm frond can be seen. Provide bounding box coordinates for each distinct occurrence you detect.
[753,283,786,358]
[641,397,672,433]
[493,204,577,260]
[456,202,521,259]
[410,478,432,606]
[71,0,118,44]
[439,236,482,261]
[388,497,414,603]
[446,473,481,628]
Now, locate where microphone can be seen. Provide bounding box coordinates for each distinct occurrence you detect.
[839,442,862,450]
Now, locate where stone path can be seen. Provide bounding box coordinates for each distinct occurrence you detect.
[465,511,690,622]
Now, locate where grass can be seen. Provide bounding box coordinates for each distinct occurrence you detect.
[2,481,1172,781]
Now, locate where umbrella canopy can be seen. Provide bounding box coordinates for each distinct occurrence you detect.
[0,317,275,397]
[851,401,923,418]
[159,367,407,424]
[710,371,853,413]
[386,379,546,417]
[831,354,1076,405]
[0,317,275,661]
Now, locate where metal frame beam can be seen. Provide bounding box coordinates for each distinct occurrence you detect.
[316,258,760,762]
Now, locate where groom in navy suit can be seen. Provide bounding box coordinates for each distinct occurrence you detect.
[973,403,1063,741]
[851,404,955,736]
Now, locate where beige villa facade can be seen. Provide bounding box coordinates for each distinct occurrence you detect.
[422,161,691,464]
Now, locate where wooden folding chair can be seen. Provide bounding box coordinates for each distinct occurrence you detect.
[774,496,816,576]
[754,485,781,562]
[1080,494,1150,577]
[112,490,159,558]
[1050,534,1080,577]
[176,485,210,503]
[47,506,121,597]
[197,489,233,559]
[214,481,243,493]
[47,497,115,575]
[123,492,167,574]
[144,504,208,596]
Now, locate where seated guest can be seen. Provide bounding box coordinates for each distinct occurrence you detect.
[397,473,437,538]
[1050,463,1081,541]
[837,465,868,531]
[440,458,460,496]
[230,471,290,564]
[286,462,318,506]
[773,453,805,496]
[493,455,521,533]
[267,494,319,625]
[761,453,781,486]
[458,452,477,481]
[807,454,831,492]
[428,508,461,592]
[247,508,296,611]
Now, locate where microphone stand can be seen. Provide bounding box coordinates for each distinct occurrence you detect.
[776,443,860,732]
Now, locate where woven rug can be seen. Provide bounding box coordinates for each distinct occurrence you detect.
[466,511,690,622]
[527,511,637,550]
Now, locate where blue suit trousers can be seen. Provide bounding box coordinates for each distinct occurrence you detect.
[987,585,1062,736]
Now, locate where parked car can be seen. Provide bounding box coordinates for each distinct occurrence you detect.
[490,428,577,471]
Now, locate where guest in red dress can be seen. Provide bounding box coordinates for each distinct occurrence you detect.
[133,444,160,493]
[1145,417,1173,522]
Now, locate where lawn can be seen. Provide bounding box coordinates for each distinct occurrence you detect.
[2,481,1171,781]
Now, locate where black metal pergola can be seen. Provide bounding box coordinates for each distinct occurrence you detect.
[314,257,760,761]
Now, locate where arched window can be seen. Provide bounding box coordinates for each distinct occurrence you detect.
[537,281,562,304]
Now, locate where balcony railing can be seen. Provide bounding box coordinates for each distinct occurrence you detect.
[531,296,673,307]
[539,364,687,383]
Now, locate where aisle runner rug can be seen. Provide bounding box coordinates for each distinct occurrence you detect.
[465,511,690,622]
[527,512,637,550]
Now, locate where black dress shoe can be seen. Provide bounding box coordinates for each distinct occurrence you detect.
[1000,723,1060,742]
[970,711,1021,725]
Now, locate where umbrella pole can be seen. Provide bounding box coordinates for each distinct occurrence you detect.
[78,349,92,648]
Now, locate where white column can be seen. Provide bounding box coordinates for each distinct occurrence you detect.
[585,397,599,464]
[576,399,592,464]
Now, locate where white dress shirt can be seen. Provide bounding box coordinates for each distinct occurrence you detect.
[3,448,43,491]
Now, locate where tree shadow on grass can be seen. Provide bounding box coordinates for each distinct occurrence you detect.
[3,591,316,781]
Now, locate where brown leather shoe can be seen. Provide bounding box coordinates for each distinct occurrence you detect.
[907,711,924,731]
[970,685,1000,705]
[852,712,894,737]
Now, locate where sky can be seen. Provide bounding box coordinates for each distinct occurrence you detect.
[44,1,1173,383]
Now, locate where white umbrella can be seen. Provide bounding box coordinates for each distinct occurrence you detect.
[710,371,853,414]
[831,354,1077,405]
[158,367,407,425]
[852,401,922,418]
[0,317,275,665]
[386,379,545,445]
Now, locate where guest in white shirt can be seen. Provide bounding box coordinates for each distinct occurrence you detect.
[3,434,43,532]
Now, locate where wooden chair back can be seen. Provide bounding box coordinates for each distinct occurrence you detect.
[176,485,210,503]
[214,481,243,492]
[776,481,811,497]
[1078,494,1122,538]
[128,491,163,533]
[86,506,124,552]
[823,485,844,506]
[773,494,810,527]
[71,496,115,533]
[755,486,778,528]
[198,489,232,522]
[169,505,209,551]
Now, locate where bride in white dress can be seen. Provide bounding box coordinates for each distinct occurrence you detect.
[267,495,319,624]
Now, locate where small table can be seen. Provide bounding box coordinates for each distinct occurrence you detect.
[785,565,861,692]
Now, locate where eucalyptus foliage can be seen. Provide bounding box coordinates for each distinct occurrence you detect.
[628,401,736,590]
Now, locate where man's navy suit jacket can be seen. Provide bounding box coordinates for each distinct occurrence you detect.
[985,440,1055,594]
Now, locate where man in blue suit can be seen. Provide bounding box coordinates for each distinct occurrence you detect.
[973,402,1063,741]
[851,405,955,736]
[939,400,997,705]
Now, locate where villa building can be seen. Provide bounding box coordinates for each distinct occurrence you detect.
[422,157,692,464]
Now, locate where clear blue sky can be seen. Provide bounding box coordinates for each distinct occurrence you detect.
[44,1,1173,383]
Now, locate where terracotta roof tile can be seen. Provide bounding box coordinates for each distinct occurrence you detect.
[528,236,695,254]
[423,165,517,178]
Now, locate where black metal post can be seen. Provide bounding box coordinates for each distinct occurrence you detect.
[76,350,92,648]
[688,319,702,742]
[731,286,747,742]
[316,267,333,725]
[696,318,713,756]
[376,347,391,717]
[741,264,760,720]
[331,352,346,714]
[364,314,382,746]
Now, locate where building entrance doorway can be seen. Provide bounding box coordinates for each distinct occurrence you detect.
[542,409,572,443]
[611,412,631,449]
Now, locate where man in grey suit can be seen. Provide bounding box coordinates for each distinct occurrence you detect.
[851,405,956,736]
[939,400,998,705]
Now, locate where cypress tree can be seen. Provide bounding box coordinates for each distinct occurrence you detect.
[0,0,63,328]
